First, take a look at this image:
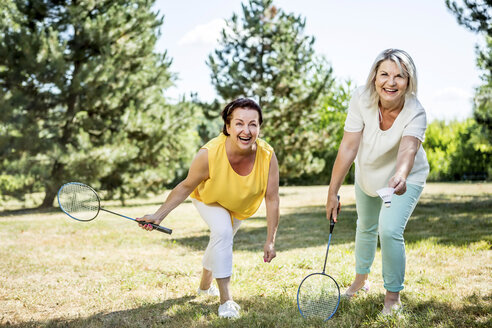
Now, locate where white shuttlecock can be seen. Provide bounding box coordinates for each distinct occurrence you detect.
[377,187,395,208]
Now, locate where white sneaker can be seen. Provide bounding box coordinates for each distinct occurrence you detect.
[218,300,241,319]
[196,285,220,297]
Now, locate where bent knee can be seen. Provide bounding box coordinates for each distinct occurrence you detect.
[209,227,234,243]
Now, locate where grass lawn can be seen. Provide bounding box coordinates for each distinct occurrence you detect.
[0,182,491,327]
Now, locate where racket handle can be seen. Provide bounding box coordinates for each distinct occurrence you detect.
[139,222,173,234]
[330,195,340,234]
[99,208,173,235]
[154,224,172,235]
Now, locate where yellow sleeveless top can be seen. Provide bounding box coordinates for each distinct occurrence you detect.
[190,133,274,220]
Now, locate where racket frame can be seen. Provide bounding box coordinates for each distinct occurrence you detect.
[297,195,341,321]
[57,182,101,222]
[57,182,172,235]
[296,271,341,320]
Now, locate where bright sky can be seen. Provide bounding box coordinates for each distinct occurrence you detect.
[153,0,482,122]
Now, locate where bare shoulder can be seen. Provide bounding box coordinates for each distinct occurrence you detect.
[192,148,209,171]
[267,151,279,182]
[183,148,209,185]
[270,151,278,166]
[195,148,209,161]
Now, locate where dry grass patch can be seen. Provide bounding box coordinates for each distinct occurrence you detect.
[0,182,491,327]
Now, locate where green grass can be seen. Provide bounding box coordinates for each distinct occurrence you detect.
[0,183,491,327]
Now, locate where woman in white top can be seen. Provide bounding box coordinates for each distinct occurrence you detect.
[326,49,429,316]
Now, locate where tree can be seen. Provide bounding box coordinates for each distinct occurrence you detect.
[473,35,492,146]
[189,94,223,146]
[446,0,492,147]
[0,0,199,207]
[208,0,337,181]
[445,0,491,34]
[424,119,490,181]
[448,119,490,180]
[423,120,457,180]
[290,80,355,184]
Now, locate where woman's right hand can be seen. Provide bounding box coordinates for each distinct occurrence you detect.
[136,214,163,231]
[134,149,210,232]
[326,194,341,222]
[325,131,360,223]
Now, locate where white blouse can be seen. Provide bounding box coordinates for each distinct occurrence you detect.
[344,86,430,196]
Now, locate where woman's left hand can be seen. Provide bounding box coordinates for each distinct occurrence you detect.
[263,242,276,263]
[389,175,407,195]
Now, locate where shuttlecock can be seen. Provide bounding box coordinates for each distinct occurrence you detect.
[377,187,395,208]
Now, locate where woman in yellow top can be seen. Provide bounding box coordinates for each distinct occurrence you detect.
[137,98,280,319]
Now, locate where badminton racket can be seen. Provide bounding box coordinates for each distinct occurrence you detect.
[297,195,340,320]
[57,182,172,234]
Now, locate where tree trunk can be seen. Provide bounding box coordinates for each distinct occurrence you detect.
[39,187,57,208]
[39,160,63,209]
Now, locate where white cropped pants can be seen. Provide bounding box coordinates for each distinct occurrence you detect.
[192,199,242,279]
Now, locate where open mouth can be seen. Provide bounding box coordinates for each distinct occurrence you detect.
[383,88,398,93]
[238,136,251,143]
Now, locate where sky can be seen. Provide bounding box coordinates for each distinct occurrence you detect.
[153,0,483,122]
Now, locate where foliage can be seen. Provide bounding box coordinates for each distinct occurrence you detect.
[424,121,456,181]
[189,94,223,146]
[207,0,339,182]
[445,0,492,155]
[448,119,491,180]
[445,0,492,34]
[290,80,355,184]
[0,0,200,207]
[473,34,492,145]
[424,119,491,181]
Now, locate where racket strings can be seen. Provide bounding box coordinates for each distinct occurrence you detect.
[298,274,339,319]
[58,183,99,221]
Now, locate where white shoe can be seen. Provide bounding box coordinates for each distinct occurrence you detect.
[218,300,241,319]
[197,285,220,297]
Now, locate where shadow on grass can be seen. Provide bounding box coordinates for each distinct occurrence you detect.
[170,204,359,253]
[2,294,307,328]
[405,193,492,246]
[336,292,492,328]
[5,291,490,328]
[0,207,60,217]
[3,191,489,252]
[171,193,491,252]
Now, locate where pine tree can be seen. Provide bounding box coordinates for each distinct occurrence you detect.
[445,0,491,35]
[208,0,336,181]
[446,0,491,178]
[446,0,491,141]
[446,0,492,179]
[0,0,199,207]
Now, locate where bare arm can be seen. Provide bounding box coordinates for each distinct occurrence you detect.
[326,131,362,222]
[389,136,421,195]
[263,152,280,263]
[137,149,209,229]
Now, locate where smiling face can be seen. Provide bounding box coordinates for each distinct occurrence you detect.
[226,107,260,151]
[375,60,409,109]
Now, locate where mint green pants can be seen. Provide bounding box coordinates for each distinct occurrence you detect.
[354,183,423,292]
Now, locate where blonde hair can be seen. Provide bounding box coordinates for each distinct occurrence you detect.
[364,49,418,106]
